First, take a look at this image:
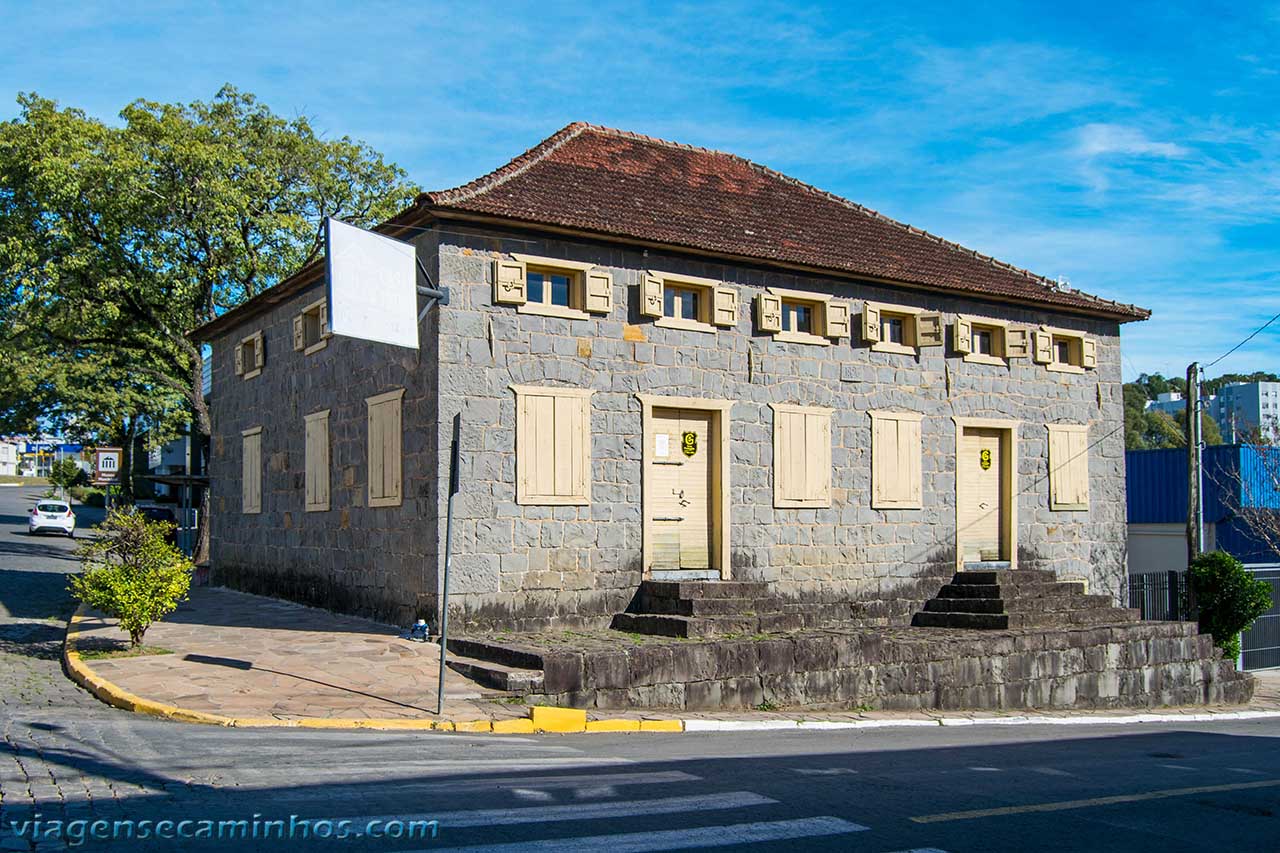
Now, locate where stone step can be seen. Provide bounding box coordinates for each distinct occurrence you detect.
[1007,608,1141,629]
[637,595,775,617]
[446,636,545,671]
[611,612,757,639]
[924,594,1116,615]
[953,569,1058,585]
[445,654,544,694]
[638,580,772,601]
[935,581,1086,599]
[912,611,1009,630]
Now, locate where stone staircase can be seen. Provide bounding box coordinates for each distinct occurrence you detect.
[444,636,545,693]
[610,580,807,638]
[912,568,1141,630]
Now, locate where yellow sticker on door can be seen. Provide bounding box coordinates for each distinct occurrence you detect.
[979,448,992,470]
[681,431,698,458]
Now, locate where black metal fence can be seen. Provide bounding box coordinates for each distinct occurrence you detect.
[1127,570,1192,622]
[1241,568,1280,671]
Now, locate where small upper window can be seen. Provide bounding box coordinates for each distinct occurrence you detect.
[972,327,994,356]
[862,302,943,354]
[882,313,909,346]
[783,300,813,335]
[234,331,265,380]
[293,299,330,355]
[757,288,851,345]
[492,254,613,320]
[642,272,739,333]
[1032,328,1097,372]
[1053,337,1074,366]
[954,317,1026,365]
[665,284,703,322]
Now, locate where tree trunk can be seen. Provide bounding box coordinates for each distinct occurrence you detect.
[190,349,213,565]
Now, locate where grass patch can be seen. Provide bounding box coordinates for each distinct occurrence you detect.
[755,699,780,712]
[0,475,48,485]
[77,645,175,661]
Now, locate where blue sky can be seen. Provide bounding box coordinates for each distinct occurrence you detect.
[3,1,1277,382]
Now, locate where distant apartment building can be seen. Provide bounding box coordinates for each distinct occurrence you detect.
[0,441,17,477]
[1145,391,1188,417]
[1214,382,1280,441]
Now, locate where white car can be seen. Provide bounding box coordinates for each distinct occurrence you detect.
[29,500,76,538]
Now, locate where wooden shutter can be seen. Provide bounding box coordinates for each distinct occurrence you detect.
[241,428,262,514]
[756,293,783,333]
[318,301,329,337]
[1048,424,1089,510]
[712,287,739,327]
[493,258,528,305]
[640,274,664,318]
[824,301,851,338]
[1082,337,1097,369]
[305,411,330,512]
[861,304,881,343]
[1032,331,1053,364]
[916,313,944,347]
[953,318,972,354]
[870,412,924,509]
[366,390,404,507]
[234,342,244,375]
[584,269,613,314]
[513,386,593,505]
[253,332,265,370]
[771,405,832,508]
[1006,327,1029,358]
[292,316,306,351]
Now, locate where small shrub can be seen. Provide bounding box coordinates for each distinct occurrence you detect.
[1188,550,1273,660]
[69,486,106,507]
[68,508,193,647]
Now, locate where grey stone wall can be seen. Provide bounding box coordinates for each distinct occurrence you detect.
[432,224,1130,632]
[207,234,442,626]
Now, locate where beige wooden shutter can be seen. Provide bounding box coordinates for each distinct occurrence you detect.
[1048,424,1089,510]
[870,411,924,509]
[1006,327,1029,358]
[513,386,593,505]
[771,404,831,508]
[757,293,783,333]
[234,342,244,375]
[253,332,265,370]
[1082,337,1098,369]
[640,274,664,318]
[241,428,262,514]
[1032,331,1053,364]
[861,304,881,343]
[584,269,613,314]
[366,390,404,507]
[916,313,944,347]
[367,403,384,502]
[319,301,329,337]
[292,316,306,351]
[305,411,330,512]
[493,258,528,305]
[953,318,972,354]
[712,287,739,327]
[824,301,851,338]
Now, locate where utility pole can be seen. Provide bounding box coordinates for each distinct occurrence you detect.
[1186,362,1203,563]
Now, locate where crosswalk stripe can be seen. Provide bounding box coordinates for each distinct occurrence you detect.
[410,816,869,853]
[265,770,698,801]
[358,791,776,829]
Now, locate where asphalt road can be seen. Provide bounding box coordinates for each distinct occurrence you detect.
[1,483,1278,852]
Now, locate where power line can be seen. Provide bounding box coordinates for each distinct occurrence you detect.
[1204,309,1280,369]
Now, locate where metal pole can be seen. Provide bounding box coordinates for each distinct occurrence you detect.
[436,413,462,716]
[1195,374,1205,554]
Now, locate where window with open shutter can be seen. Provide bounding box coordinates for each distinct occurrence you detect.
[366,389,404,508]
[304,410,330,512]
[1047,424,1089,510]
[757,293,783,333]
[771,404,832,508]
[241,427,262,514]
[869,411,924,509]
[512,385,593,505]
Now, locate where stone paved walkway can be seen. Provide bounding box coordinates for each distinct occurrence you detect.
[70,587,529,723]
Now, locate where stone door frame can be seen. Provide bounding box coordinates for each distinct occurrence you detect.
[637,393,734,579]
[952,416,1020,573]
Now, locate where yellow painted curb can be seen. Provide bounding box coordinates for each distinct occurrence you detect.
[493,718,537,733]
[452,719,495,733]
[586,719,642,732]
[532,705,588,732]
[639,719,685,732]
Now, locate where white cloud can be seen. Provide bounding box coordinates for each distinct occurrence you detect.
[1075,123,1189,159]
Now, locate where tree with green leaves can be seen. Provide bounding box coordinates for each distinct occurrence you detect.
[1,86,418,557]
[1187,550,1273,661]
[69,508,193,647]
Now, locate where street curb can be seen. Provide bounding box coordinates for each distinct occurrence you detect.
[63,607,1279,735]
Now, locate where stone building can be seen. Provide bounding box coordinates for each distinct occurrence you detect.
[192,123,1149,633]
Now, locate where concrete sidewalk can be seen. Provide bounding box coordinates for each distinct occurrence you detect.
[64,585,1280,730]
[68,586,529,724]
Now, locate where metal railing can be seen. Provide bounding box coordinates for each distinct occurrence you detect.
[1241,568,1280,671]
[1127,570,1192,622]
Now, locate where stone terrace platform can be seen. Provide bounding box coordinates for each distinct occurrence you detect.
[449,621,1254,713]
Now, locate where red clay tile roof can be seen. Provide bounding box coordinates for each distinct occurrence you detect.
[422,123,1148,321]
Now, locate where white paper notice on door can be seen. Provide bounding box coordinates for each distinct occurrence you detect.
[655,433,670,457]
